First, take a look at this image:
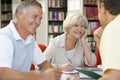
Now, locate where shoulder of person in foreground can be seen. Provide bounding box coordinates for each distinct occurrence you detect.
[98,69,120,80]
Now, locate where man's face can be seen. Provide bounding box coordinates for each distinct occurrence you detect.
[20,5,43,35]
[97,1,103,26]
[97,0,107,28]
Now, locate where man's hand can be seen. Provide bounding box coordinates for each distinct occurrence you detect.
[93,27,104,48]
[60,63,76,71]
[67,76,80,80]
[41,68,62,80]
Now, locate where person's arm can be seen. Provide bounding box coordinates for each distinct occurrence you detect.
[37,60,54,71]
[37,60,62,80]
[80,29,96,66]
[98,69,120,80]
[0,58,61,80]
[0,67,61,80]
[0,67,39,80]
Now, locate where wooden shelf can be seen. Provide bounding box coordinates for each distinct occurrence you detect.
[1,10,12,13]
[84,4,97,7]
[1,20,11,22]
[49,7,67,11]
[1,0,12,28]
[88,20,99,22]
[49,20,63,22]
[48,32,64,35]
[83,0,100,52]
[48,0,67,42]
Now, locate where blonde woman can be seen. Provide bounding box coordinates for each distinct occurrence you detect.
[44,11,96,71]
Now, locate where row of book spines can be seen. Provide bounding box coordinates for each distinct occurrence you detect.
[1,3,12,11]
[1,12,12,21]
[84,0,97,5]
[48,11,66,21]
[84,7,98,20]
[48,24,63,33]
[86,36,95,42]
[86,37,96,52]
[88,22,101,35]
[48,0,67,8]
[89,42,96,52]
[88,41,96,47]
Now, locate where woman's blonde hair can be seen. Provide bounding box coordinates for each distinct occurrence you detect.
[63,11,88,33]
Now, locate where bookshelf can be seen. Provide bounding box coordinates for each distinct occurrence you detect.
[83,0,101,52]
[1,0,12,28]
[48,0,67,42]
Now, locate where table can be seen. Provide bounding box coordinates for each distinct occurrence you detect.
[61,67,103,80]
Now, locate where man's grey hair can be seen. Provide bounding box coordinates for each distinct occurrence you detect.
[15,0,42,17]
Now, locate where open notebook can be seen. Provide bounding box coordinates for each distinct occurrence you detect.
[74,68,102,79]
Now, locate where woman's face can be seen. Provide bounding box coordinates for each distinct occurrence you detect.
[67,23,86,39]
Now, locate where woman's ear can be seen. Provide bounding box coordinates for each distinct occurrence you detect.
[65,27,70,34]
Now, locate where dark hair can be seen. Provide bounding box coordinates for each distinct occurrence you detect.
[99,0,120,15]
[15,0,42,16]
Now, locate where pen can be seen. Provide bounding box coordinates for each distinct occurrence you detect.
[67,57,72,64]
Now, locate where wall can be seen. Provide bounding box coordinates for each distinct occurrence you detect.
[0,1,1,28]
[67,0,83,13]
[36,0,48,45]
[12,0,21,19]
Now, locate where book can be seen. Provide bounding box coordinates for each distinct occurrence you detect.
[74,68,102,79]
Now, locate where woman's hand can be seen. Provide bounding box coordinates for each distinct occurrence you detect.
[60,63,76,71]
[80,29,88,41]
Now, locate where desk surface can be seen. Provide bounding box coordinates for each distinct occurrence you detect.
[61,67,103,80]
[81,78,96,80]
